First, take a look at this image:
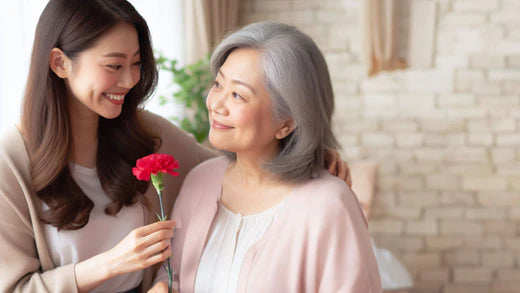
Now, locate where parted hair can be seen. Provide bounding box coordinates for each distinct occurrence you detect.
[21,0,159,230]
[210,21,339,183]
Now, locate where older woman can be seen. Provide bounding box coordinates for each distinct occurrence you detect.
[151,22,382,293]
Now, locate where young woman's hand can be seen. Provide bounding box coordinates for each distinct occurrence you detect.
[324,149,352,187]
[147,281,179,293]
[74,220,176,292]
[106,220,175,274]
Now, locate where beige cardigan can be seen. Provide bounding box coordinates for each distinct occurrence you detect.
[0,112,215,293]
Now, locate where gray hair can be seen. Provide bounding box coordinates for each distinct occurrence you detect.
[210,21,339,183]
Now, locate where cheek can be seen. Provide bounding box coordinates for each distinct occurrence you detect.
[95,72,118,91]
[233,105,249,122]
[206,93,213,111]
[235,107,261,130]
[75,65,114,90]
[132,68,141,85]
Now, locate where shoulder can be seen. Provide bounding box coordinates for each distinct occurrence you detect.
[0,126,29,171]
[173,156,228,212]
[183,156,229,186]
[138,110,187,139]
[0,127,33,220]
[293,171,367,226]
[298,171,353,205]
[138,110,204,149]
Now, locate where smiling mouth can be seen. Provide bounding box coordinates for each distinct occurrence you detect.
[103,93,125,105]
[211,119,233,129]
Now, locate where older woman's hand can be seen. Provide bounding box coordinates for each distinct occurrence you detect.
[324,149,352,187]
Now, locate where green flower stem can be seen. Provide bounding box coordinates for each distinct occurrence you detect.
[157,190,166,221]
[152,173,172,292]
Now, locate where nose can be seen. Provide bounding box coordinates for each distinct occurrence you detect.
[208,91,228,116]
[117,65,140,89]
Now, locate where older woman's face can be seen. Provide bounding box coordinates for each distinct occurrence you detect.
[206,48,285,158]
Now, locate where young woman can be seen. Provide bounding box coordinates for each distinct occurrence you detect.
[0,2,350,292]
[151,22,382,293]
[0,0,215,292]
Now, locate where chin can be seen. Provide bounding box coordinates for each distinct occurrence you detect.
[208,135,235,152]
[100,109,123,119]
[208,136,224,150]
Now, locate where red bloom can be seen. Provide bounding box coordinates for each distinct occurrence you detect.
[132,153,179,181]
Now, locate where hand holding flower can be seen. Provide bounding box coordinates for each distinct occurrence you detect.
[105,220,176,275]
[74,220,175,292]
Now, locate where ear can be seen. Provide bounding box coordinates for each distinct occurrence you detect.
[275,119,295,140]
[49,48,72,78]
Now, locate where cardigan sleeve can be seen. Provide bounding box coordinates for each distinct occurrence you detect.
[315,187,382,293]
[0,163,78,292]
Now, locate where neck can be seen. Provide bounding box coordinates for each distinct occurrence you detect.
[222,150,294,216]
[69,98,99,168]
[232,152,276,187]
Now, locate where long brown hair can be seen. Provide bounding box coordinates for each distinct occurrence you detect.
[22,0,160,230]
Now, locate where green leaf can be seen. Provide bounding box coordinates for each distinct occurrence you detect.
[155,212,166,221]
[156,54,211,142]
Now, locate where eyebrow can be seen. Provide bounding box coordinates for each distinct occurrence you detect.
[103,49,140,58]
[218,69,256,94]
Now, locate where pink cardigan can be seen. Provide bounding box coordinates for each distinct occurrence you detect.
[158,157,382,293]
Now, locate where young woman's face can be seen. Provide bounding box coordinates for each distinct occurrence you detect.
[206,48,289,159]
[65,22,141,119]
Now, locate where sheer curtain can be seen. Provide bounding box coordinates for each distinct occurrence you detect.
[184,0,240,64]
[362,0,406,76]
[0,0,184,135]
[0,0,47,135]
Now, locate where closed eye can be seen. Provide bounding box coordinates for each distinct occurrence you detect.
[106,64,122,70]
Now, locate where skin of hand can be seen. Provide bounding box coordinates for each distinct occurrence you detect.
[324,149,352,187]
[74,220,176,292]
[147,281,179,293]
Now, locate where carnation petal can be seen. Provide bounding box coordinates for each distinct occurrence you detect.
[166,169,179,177]
[133,153,179,181]
[132,167,151,181]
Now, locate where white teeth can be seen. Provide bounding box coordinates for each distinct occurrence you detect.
[106,93,124,101]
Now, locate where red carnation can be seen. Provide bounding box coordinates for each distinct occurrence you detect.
[132,153,179,181]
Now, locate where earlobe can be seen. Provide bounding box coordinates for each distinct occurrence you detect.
[49,48,71,78]
[275,119,296,140]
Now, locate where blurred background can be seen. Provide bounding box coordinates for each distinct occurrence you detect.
[2,1,520,292]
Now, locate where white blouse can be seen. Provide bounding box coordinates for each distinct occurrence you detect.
[43,164,144,293]
[193,200,286,293]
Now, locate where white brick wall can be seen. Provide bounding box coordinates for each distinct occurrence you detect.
[239,0,520,291]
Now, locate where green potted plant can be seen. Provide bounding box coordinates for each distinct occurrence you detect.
[156,53,213,143]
